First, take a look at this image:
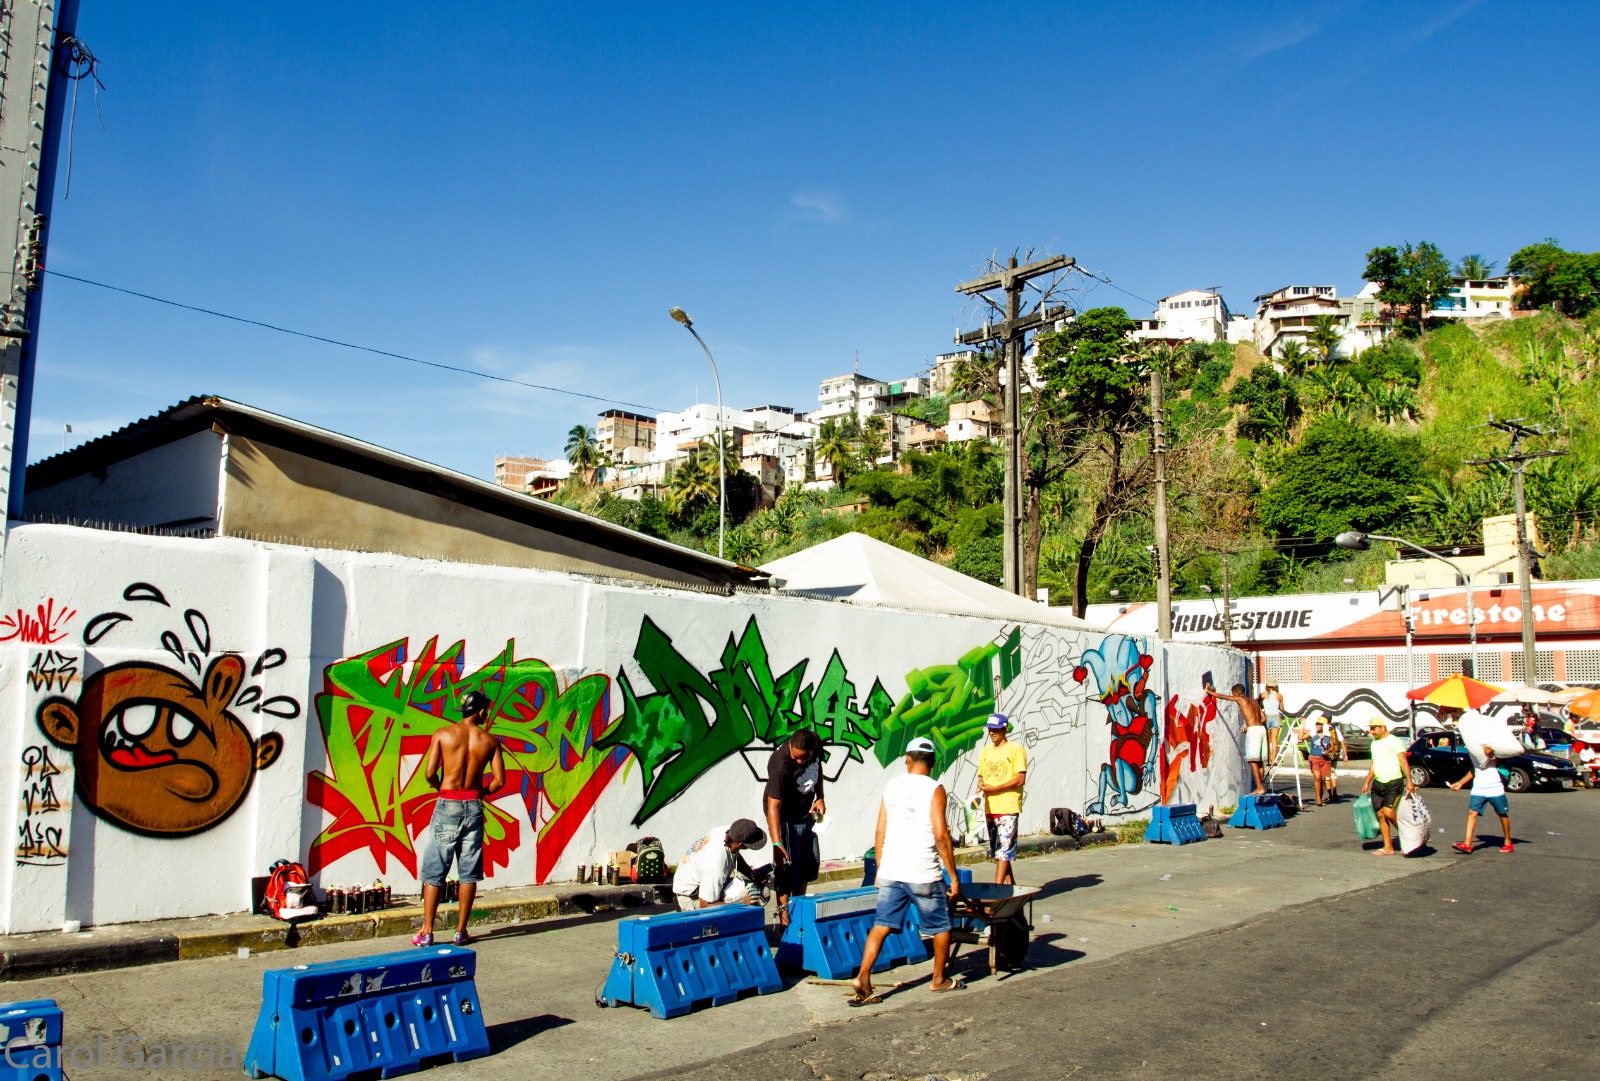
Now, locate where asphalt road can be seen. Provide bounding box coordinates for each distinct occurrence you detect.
[11,786,1594,1080]
[652,785,1600,1081]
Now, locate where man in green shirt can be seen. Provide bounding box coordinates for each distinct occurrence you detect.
[1361,719,1414,855]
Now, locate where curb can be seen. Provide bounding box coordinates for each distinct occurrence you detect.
[1,833,1114,981]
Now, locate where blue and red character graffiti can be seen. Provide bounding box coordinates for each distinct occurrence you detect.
[1074,635,1159,815]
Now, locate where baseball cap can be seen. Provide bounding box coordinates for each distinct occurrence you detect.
[459,690,491,716]
[906,737,937,755]
[726,819,767,847]
[985,713,1011,730]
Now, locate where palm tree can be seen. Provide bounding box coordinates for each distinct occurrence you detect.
[814,419,856,485]
[665,453,716,515]
[861,414,888,466]
[1276,339,1310,378]
[1455,254,1496,280]
[1367,383,1420,426]
[723,525,763,565]
[1306,315,1344,368]
[565,425,602,485]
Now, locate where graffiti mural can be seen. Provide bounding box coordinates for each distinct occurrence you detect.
[1,599,75,645]
[27,650,77,694]
[33,583,293,837]
[598,615,1022,825]
[1159,691,1216,805]
[307,638,623,882]
[16,743,68,864]
[1074,635,1160,816]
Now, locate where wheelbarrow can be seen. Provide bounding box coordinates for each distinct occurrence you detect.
[947,883,1040,975]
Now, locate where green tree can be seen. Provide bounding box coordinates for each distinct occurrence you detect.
[665,454,717,516]
[861,414,888,465]
[1507,240,1600,317]
[949,535,1003,587]
[814,418,857,484]
[565,424,602,485]
[1036,306,1154,615]
[1257,416,1422,546]
[1363,241,1455,330]
[1455,254,1496,279]
[1306,314,1345,367]
[1228,362,1300,441]
[1276,339,1311,377]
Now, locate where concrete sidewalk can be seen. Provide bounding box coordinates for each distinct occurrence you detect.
[0,833,1108,981]
[0,803,1437,1081]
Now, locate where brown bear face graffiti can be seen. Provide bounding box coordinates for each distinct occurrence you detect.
[36,655,284,837]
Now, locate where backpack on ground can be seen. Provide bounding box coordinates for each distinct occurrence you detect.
[1049,807,1090,838]
[631,837,667,884]
[263,859,318,920]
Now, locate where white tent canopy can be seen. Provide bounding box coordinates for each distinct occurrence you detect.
[760,532,1106,632]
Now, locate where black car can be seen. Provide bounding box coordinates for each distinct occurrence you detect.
[1406,729,1578,793]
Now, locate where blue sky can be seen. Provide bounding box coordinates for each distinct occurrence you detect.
[31,1,1600,475]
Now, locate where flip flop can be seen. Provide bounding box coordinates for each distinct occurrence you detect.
[931,976,966,992]
[845,992,883,1007]
[1451,842,1473,854]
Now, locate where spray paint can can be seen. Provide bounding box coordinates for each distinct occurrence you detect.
[330,888,344,914]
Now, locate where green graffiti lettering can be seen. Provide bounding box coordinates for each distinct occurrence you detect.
[600,617,1024,825]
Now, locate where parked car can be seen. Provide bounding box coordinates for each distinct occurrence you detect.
[1333,721,1414,761]
[1406,729,1578,792]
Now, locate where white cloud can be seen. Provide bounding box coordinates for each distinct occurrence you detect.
[790,191,847,225]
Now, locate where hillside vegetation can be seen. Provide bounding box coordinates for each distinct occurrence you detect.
[556,266,1600,611]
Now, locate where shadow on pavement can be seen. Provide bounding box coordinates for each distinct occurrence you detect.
[472,904,672,943]
[487,1013,573,1053]
[1028,873,1103,902]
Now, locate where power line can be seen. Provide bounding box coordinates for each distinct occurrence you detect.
[1072,265,1158,309]
[44,270,667,414]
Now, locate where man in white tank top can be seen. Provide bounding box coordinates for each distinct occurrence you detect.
[847,737,964,1005]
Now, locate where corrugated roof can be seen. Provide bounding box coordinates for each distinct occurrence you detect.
[26,395,766,587]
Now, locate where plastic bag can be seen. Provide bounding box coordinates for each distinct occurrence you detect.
[1396,792,1432,855]
[1353,794,1380,840]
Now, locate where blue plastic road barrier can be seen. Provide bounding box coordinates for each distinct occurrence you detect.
[1228,794,1286,830]
[1146,803,1206,844]
[244,946,489,1081]
[598,904,781,1019]
[0,1000,62,1081]
[777,887,929,978]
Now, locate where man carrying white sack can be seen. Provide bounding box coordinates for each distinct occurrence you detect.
[1449,744,1514,854]
[672,819,768,910]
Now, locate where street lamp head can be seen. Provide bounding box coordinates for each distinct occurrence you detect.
[668,307,693,328]
[1334,531,1370,551]
[1199,585,1213,594]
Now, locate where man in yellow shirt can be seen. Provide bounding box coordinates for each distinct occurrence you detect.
[978,713,1028,885]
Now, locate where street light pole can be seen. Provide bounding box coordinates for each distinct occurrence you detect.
[668,308,726,561]
[1337,531,1480,675]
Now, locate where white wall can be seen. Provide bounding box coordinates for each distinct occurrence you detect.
[0,524,1246,931]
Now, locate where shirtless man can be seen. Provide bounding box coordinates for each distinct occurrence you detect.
[413,690,505,947]
[1209,682,1267,795]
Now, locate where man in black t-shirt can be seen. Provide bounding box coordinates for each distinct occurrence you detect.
[765,729,825,925]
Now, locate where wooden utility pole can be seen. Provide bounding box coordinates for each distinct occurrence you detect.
[1468,419,1565,682]
[1150,356,1172,638]
[954,252,1074,596]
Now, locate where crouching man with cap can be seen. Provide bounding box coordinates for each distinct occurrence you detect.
[672,819,768,910]
[848,737,964,1006]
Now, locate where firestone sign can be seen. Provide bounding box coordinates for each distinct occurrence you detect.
[1087,580,1600,646]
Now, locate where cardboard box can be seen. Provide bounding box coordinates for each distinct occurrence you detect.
[608,850,636,876]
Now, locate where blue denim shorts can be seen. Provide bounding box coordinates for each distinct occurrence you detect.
[874,879,950,936]
[419,799,485,885]
[1468,792,1509,817]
